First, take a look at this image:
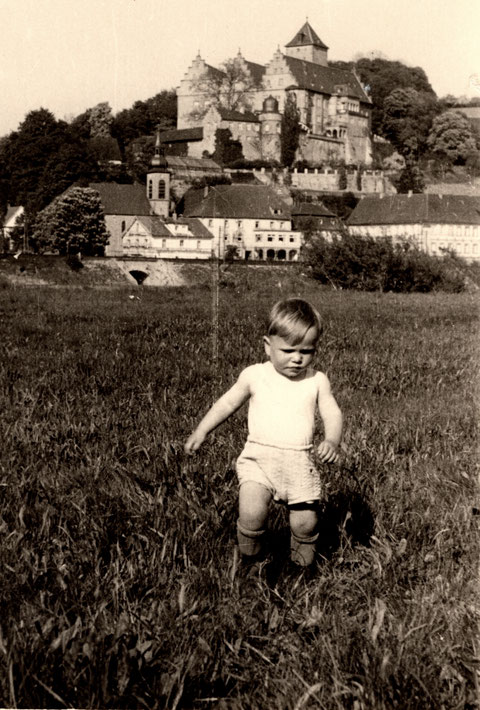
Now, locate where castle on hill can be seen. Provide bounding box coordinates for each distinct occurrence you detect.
[171,21,373,166]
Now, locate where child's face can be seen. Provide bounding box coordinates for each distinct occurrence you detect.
[264,327,318,380]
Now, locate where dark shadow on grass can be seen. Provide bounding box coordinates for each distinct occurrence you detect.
[316,489,375,558]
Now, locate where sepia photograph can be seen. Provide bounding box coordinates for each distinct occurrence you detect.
[0,0,479,707]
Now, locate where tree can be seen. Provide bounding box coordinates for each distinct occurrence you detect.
[281,92,301,167]
[189,58,258,119]
[382,88,438,158]
[31,187,109,255]
[332,57,436,136]
[212,128,243,166]
[395,158,425,193]
[0,108,99,221]
[427,110,479,165]
[111,90,176,159]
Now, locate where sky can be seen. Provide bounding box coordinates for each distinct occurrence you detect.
[0,0,479,137]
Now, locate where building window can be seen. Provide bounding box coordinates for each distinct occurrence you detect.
[278,236,283,242]
[158,180,166,199]
[121,220,126,232]
[267,236,273,242]
[289,237,295,243]
[197,240,201,249]
[162,239,166,248]
[255,235,261,242]
[148,180,153,199]
[208,219,213,227]
[255,221,260,228]
[237,220,242,228]
[180,240,184,248]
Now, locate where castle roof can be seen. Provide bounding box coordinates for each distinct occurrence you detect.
[286,21,328,50]
[284,56,370,102]
[347,194,480,226]
[182,184,292,220]
[216,106,259,122]
[89,183,151,216]
[243,59,266,86]
[159,127,204,143]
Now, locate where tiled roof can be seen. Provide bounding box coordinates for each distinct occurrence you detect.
[347,194,480,226]
[292,202,336,217]
[135,216,213,239]
[284,56,370,102]
[286,22,328,50]
[135,216,171,237]
[159,127,204,143]
[182,184,292,220]
[164,217,214,238]
[165,156,222,171]
[89,183,151,216]
[244,60,266,86]
[217,107,259,122]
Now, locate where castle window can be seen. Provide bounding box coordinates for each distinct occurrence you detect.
[148,180,153,199]
[158,180,166,199]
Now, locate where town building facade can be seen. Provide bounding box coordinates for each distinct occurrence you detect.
[174,21,372,166]
[181,183,303,261]
[122,216,213,259]
[347,194,480,262]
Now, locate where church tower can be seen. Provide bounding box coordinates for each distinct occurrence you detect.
[147,131,171,217]
[285,21,329,66]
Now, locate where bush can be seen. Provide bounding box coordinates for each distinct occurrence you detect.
[304,231,467,292]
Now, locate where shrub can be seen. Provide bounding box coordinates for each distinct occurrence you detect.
[304,231,466,292]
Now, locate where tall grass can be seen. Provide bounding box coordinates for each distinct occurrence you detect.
[0,277,478,709]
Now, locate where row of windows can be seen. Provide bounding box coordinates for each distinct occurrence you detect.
[256,234,297,244]
[209,219,287,230]
[125,237,204,249]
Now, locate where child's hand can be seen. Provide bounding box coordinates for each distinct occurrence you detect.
[317,439,339,464]
[184,431,205,455]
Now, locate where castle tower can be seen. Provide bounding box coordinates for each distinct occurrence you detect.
[285,21,329,66]
[147,132,171,217]
[260,96,282,162]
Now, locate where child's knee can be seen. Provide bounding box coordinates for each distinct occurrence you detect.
[289,507,318,539]
[239,482,271,530]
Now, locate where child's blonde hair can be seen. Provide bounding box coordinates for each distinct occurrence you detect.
[267,298,322,345]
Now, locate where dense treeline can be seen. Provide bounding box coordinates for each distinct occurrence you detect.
[0,91,176,227]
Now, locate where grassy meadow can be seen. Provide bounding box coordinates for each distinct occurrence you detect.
[0,269,479,709]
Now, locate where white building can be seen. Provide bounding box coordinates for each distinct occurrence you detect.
[181,184,303,261]
[347,194,480,262]
[123,216,213,259]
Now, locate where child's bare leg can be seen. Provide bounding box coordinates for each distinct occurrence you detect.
[289,505,319,566]
[237,482,271,557]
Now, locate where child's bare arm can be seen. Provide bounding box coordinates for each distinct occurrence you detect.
[317,373,343,463]
[185,371,251,454]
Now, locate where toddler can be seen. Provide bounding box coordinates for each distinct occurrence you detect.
[185,298,343,567]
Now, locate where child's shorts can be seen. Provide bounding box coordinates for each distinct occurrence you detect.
[236,439,322,506]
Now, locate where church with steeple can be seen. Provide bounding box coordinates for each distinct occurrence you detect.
[172,21,373,166]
